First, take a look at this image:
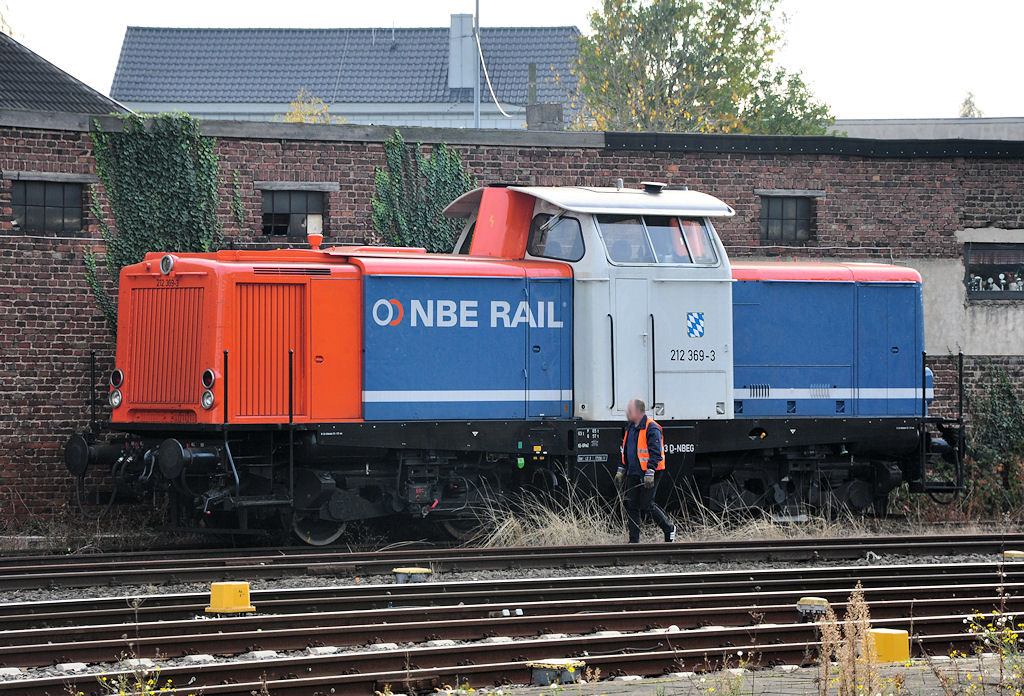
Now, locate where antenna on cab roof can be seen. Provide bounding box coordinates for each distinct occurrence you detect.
[641,181,667,194]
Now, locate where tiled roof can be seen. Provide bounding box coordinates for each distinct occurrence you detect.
[0,33,127,114]
[110,26,580,105]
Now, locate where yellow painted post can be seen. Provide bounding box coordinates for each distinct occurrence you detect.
[205,581,256,614]
[796,596,830,621]
[871,628,909,663]
[392,567,433,583]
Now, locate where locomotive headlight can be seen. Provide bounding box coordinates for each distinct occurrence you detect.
[109,389,123,408]
[110,369,124,388]
[159,254,175,275]
[201,389,215,410]
[201,369,216,389]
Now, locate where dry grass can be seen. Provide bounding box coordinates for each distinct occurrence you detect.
[0,504,188,553]
[817,583,879,696]
[464,479,1019,549]
[475,485,628,547]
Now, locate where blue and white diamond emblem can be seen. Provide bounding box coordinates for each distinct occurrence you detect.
[686,312,705,338]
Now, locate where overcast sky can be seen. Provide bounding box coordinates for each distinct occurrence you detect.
[8,0,1023,120]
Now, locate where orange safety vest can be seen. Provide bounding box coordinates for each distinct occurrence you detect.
[621,418,665,472]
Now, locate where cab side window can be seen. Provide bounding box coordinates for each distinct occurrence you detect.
[645,216,692,263]
[595,215,655,263]
[680,218,719,265]
[528,214,585,262]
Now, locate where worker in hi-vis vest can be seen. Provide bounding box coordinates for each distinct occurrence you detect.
[615,398,676,544]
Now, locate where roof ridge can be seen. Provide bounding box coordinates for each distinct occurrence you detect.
[0,32,130,114]
[121,24,581,32]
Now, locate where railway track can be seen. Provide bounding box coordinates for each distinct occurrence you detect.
[2,532,1023,590]
[0,559,1019,696]
[0,561,1018,627]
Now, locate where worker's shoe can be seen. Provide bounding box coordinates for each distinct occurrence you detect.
[664,525,676,543]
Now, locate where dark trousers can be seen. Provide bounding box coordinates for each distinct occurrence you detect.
[624,470,673,543]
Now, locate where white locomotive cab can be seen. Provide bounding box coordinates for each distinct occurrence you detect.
[514,184,736,422]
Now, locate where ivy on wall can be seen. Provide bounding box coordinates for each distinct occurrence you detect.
[84,113,223,335]
[231,169,245,231]
[371,130,475,253]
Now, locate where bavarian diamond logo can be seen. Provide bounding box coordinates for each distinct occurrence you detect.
[686,312,705,338]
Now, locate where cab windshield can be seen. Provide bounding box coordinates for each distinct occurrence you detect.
[596,215,718,265]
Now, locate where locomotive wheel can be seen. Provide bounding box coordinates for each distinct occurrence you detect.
[292,513,347,546]
[440,518,481,542]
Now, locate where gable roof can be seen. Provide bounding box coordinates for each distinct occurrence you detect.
[0,33,127,114]
[110,25,579,106]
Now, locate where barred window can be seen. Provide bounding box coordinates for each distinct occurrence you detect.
[759,195,813,243]
[964,243,1024,299]
[261,190,324,236]
[12,180,83,232]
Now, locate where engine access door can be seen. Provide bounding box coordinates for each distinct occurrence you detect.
[648,274,733,420]
[526,277,573,418]
[309,275,362,420]
[856,283,922,416]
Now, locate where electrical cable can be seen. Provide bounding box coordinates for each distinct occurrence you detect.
[75,470,118,521]
[474,30,512,118]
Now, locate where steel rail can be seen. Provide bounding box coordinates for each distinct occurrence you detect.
[2,562,1021,629]
[0,617,998,696]
[2,533,1023,590]
[3,528,1011,568]
[178,633,979,696]
[0,592,1016,667]
[1,582,1015,648]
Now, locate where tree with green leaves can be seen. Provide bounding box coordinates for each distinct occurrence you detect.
[959,92,983,118]
[570,0,833,135]
[371,130,476,253]
[85,113,223,335]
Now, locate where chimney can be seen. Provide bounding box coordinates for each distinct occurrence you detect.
[526,103,564,131]
[525,62,564,130]
[448,14,475,90]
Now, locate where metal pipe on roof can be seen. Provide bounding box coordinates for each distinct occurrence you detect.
[473,0,480,129]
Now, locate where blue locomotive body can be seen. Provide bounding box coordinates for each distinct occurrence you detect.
[733,277,931,418]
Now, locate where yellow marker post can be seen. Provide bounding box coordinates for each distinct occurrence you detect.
[871,628,910,663]
[392,567,433,583]
[796,596,830,621]
[526,658,585,686]
[205,581,256,614]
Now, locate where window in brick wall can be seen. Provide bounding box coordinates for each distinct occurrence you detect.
[261,190,324,236]
[964,242,1024,299]
[11,180,83,233]
[759,195,813,243]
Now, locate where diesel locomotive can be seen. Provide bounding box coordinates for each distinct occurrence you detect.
[65,183,964,544]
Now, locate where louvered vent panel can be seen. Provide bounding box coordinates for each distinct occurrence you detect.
[253,267,330,276]
[237,283,306,417]
[128,287,204,404]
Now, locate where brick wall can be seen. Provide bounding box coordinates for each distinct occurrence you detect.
[1,114,1023,520]
[0,239,112,520]
[961,158,1024,230]
[218,143,979,258]
[927,354,1024,426]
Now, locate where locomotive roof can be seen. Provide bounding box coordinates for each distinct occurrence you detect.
[732,261,922,283]
[443,185,736,218]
